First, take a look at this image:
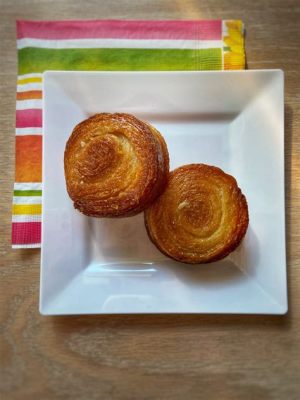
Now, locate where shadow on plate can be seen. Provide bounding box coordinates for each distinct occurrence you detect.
[84,211,260,287]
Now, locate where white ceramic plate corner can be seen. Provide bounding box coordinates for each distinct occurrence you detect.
[41,70,287,315]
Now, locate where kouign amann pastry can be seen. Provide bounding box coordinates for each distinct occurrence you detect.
[145,164,249,264]
[64,113,169,217]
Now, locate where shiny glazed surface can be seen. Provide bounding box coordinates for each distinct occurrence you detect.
[145,164,249,263]
[64,113,169,217]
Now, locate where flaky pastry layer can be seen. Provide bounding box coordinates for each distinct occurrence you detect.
[64,113,169,217]
[145,164,249,264]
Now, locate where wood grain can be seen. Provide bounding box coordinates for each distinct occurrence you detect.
[0,1,299,399]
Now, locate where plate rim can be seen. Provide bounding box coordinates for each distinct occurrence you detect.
[40,69,287,316]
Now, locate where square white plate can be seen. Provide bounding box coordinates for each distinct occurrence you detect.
[41,70,287,315]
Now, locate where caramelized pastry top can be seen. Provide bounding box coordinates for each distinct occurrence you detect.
[145,164,249,264]
[64,113,169,217]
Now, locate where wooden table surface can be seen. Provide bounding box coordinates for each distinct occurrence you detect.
[1,1,299,399]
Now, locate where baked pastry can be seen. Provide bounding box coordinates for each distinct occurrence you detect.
[64,113,169,217]
[145,164,249,264]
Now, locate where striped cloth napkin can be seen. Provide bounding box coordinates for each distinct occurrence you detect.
[12,19,245,248]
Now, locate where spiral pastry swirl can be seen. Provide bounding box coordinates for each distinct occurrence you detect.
[145,164,249,264]
[64,113,169,217]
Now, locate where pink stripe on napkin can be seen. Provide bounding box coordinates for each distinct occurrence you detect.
[16,109,43,128]
[17,20,222,40]
[12,222,41,245]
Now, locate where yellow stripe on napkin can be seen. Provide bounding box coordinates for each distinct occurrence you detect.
[13,204,42,215]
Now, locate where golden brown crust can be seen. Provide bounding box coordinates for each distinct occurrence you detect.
[64,113,169,217]
[144,164,249,264]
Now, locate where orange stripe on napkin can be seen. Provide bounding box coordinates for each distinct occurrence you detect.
[17,90,42,100]
[15,135,42,182]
